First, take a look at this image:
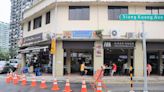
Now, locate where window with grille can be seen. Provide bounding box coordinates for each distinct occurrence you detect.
[108,6,128,20]
[46,11,50,24]
[69,6,90,20]
[33,16,42,29]
[146,6,164,14]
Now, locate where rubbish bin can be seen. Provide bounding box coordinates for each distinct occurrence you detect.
[35,68,42,76]
[23,66,28,73]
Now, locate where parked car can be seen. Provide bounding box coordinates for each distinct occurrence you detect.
[0,61,7,73]
[9,59,20,69]
[0,61,16,74]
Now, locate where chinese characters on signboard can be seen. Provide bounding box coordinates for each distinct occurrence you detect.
[103,41,135,49]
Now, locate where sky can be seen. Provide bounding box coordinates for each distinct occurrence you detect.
[0,0,11,23]
[0,0,162,23]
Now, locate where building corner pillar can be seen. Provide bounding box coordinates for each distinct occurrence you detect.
[66,50,71,74]
[159,51,163,75]
[93,41,104,74]
[134,41,144,77]
[127,49,131,67]
[53,40,64,77]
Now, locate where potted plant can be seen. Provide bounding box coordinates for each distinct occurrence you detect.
[95,29,103,39]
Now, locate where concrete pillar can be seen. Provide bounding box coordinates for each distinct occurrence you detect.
[94,41,103,73]
[66,50,71,74]
[20,53,26,70]
[134,41,144,77]
[52,54,55,76]
[18,53,26,74]
[127,49,131,68]
[159,51,163,75]
[53,40,64,77]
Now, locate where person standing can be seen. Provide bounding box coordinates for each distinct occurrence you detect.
[123,63,128,75]
[147,63,152,76]
[29,61,34,74]
[111,63,117,76]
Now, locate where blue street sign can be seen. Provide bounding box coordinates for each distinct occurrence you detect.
[119,14,164,21]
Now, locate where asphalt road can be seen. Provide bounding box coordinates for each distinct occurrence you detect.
[1,78,164,92]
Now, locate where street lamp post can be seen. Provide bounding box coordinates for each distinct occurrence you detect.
[142,21,148,92]
[52,0,58,77]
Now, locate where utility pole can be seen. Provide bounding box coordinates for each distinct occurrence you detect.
[120,14,164,92]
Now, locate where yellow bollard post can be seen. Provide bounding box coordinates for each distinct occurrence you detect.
[129,66,135,92]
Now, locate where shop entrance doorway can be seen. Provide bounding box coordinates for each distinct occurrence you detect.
[25,48,52,76]
[63,41,94,76]
[64,49,93,75]
[104,49,134,76]
[147,51,160,75]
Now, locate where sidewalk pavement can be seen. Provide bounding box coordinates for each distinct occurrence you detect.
[35,75,164,84]
[5,75,164,84]
[1,73,163,84]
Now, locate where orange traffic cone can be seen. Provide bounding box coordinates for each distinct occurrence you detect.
[63,79,72,92]
[9,72,13,82]
[13,74,19,85]
[16,74,21,81]
[81,79,87,92]
[21,75,27,86]
[5,73,10,83]
[51,78,60,91]
[96,80,102,92]
[40,78,47,89]
[30,75,37,87]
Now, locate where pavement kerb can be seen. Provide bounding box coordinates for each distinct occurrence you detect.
[16,77,164,84]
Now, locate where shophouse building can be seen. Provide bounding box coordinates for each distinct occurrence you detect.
[20,0,164,77]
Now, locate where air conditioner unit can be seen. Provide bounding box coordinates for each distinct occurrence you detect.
[111,30,120,38]
[126,32,136,39]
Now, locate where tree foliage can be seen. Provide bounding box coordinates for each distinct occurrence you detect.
[0,49,9,60]
[9,48,17,59]
[95,29,103,39]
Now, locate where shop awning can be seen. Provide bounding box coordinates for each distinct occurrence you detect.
[19,46,49,53]
[63,41,94,49]
[147,42,164,50]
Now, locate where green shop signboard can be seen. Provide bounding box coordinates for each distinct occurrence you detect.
[119,14,164,21]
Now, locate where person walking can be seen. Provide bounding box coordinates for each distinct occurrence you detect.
[111,63,117,76]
